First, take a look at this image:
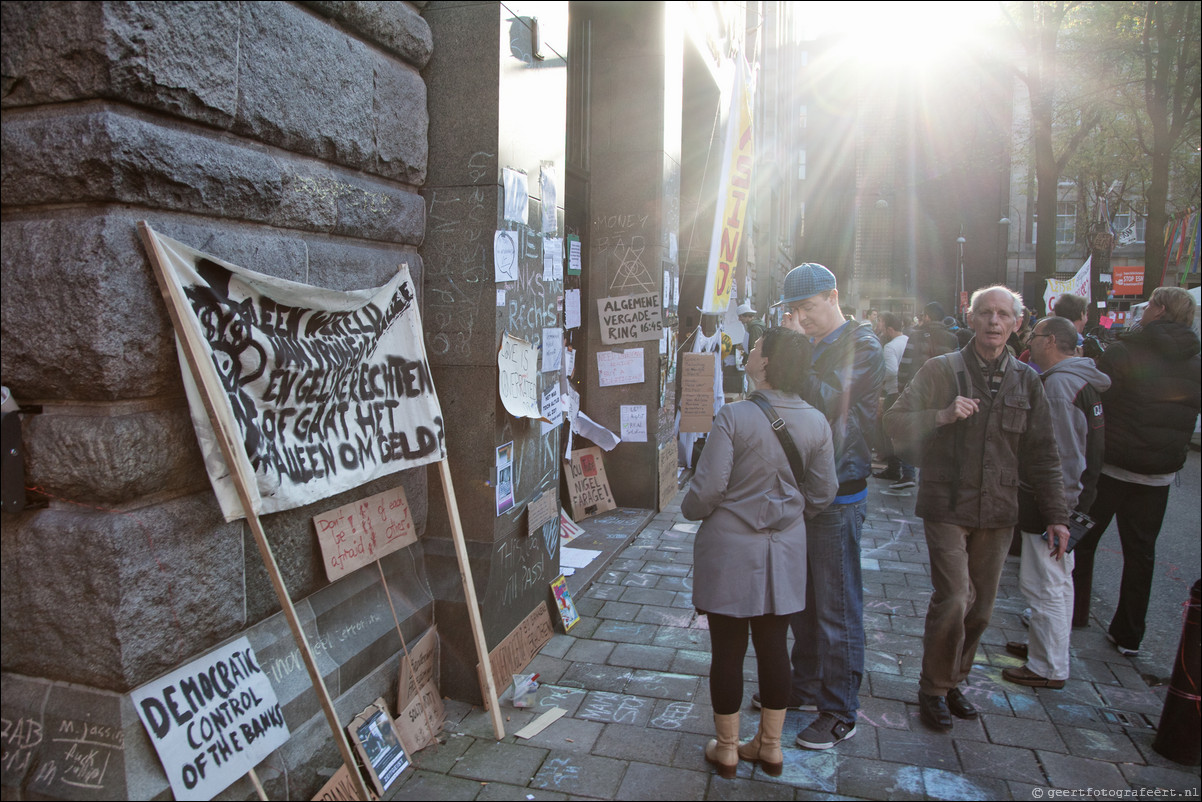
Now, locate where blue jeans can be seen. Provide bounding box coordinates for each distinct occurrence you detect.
[789,500,865,722]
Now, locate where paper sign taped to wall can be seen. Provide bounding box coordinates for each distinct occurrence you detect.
[679,352,716,433]
[313,485,416,581]
[498,334,541,419]
[527,490,558,536]
[566,447,616,521]
[597,348,644,387]
[597,292,663,344]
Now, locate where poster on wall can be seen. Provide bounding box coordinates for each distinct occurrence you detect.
[596,292,663,344]
[131,637,289,801]
[496,442,515,515]
[142,228,445,522]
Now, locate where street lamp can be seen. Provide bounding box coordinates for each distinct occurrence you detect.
[956,231,966,316]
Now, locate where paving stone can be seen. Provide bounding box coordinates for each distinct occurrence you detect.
[955,739,1045,784]
[592,722,682,763]
[641,561,691,577]
[598,601,641,622]
[758,747,837,792]
[877,726,961,771]
[597,570,627,585]
[574,596,605,617]
[837,758,926,800]
[980,713,1066,753]
[856,696,910,732]
[410,733,474,772]
[1039,749,1135,791]
[669,648,711,677]
[568,616,601,639]
[451,707,540,739]
[670,591,696,609]
[590,620,658,645]
[703,773,797,800]
[531,684,590,716]
[526,654,571,684]
[394,768,488,800]
[1044,701,1118,731]
[1058,726,1144,763]
[646,698,711,735]
[576,691,655,727]
[652,625,710,651]
[918,766,1010,800]
[1096,684,1165,716]
[565,639,616,664]
[635,606,699,627]
[475,781,570,800]
[447,739,550,785]
[559,662,636,693]
[652,574,693,592]
[618,586,677,606]
[608,558,646,572]
[528,753,629,797]
[1119,762,1202,793]
[587,584,626,601]
[541,634,575,659]
[614,762,708,801]
[518,716,604,753]
[623,670,699,701]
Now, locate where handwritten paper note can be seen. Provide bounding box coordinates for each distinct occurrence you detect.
[597,292,663,344]
[567,235,582,275]
[503,167,529,224]
[597,348,645,387]
[498,334,541,419]
[313,485,417,581]
[565,289,581,329]
[620,405,648,442]
[541,162,558,235]
[495,230,518,282]
[541,328,563,372]
[679,352,716,433]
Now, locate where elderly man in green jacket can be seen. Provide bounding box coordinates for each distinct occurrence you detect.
[885,285,1069,732]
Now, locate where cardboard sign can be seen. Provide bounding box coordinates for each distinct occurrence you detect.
[597,292,663,344]
[394,681,444,757]
[131,637,289,801]
[499,334,541,419]
[527,490,558,537]
[477,604,555,707]
[347,700,409,795]
[312,765,358,801]
[679,352,716,433]
[658,439,678,512]
[397,626,440,710]
[313,485,417,581]
[566,447,616,521]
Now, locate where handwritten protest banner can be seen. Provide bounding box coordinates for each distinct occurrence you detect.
[597,292,663,344]
[144,229,445,521]
[566,447,616,521]
[312,485,416,581]
[679,352,716,433]
[131,637,288,801]
[395,681,444,756]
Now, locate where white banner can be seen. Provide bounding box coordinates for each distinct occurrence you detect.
[146,227,445,521]
[1043,256,1092,316]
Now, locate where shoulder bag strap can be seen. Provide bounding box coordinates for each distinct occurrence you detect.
[945,350,969,511]
[747,392,806,488]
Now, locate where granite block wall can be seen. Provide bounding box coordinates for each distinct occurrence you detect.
[1,2,438,798]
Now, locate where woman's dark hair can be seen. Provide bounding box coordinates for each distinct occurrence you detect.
[760,327,812,395]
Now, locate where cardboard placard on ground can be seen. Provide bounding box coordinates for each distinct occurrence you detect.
[658,439,678,512]
[313,485,417,581]
[597,292,663,344]
[347,699,410,796]
[679,352,716,433]
[130,637,289,802]
[565,447,616,522]
[476,604,555,708]
[397,626,440,710]
[394,681,445,756]
[312,764,358,801]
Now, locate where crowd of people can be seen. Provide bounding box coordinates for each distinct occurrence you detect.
[681,264,1201,775]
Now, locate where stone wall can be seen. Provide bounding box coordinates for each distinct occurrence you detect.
[1,2,436,798]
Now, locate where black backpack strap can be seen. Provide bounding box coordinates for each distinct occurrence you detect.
[747,392,806,488]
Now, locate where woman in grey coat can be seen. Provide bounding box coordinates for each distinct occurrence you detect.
[683,327,837,778]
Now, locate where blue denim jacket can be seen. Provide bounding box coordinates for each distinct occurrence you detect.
[805,321,884,493]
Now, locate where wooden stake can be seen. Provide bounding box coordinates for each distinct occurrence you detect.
[138,222,372,801]
[437,460,505,738]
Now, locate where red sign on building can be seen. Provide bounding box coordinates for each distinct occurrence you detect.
[1112,265,1144,296]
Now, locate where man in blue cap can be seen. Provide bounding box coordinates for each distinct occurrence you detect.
[757,262,883,749]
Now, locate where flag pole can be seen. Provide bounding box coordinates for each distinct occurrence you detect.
[138,222,372,801]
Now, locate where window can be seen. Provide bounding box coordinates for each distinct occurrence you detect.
[799,104,807,130]
[1055,202,1076,244]
[798,148,806,181]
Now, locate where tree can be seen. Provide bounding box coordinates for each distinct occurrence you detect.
[1003,1,1104,278]
[1136,1,1200,292]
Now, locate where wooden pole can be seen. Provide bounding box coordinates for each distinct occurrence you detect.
[137,222,372,801]
[437,460,505,738]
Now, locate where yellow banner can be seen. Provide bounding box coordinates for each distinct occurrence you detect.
[703,58,754,314]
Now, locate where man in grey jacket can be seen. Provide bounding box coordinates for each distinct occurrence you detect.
[1003,316,1109,688]
[885,286,1069,732]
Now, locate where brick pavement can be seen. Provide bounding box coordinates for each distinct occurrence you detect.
[390,480,1201,800]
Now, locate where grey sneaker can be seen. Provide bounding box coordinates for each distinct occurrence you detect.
[795,713,856,750]
[1107,632,1139,657]
[751,692,817,711]
[889,478,916,490]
